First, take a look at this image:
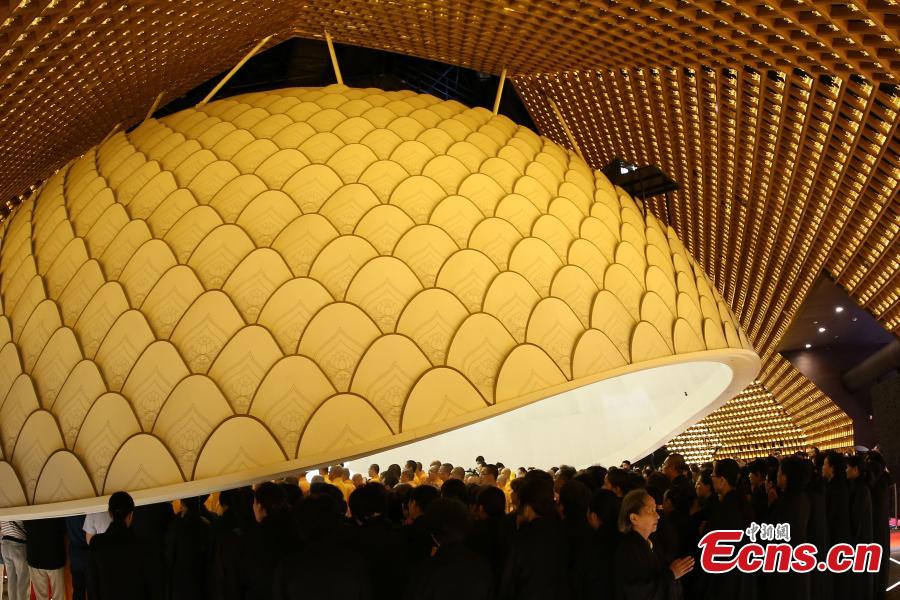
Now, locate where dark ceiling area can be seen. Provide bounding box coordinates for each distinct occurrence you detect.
[152,36,536,129]
[780,274,898,449]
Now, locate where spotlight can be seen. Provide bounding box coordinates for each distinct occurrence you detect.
[805,343,812,349]
[835,306,844,313]
[818,327,826,333]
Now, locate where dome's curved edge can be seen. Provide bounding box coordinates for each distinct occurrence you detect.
[0,347,759,520]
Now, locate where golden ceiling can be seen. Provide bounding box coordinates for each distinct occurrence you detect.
[1,0,897,457]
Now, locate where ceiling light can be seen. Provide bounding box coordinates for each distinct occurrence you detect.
[818,327,826,333]
[805,343,812,349]
[835,306,844,313]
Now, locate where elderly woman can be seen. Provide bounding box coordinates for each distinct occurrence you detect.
[614,489,694,600]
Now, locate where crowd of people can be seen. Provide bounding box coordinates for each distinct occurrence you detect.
[0,449,893,600]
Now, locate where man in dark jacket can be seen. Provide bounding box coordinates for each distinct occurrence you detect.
[762,455,811,600]
[165,497,211,600]
[274,493,372,600]
[208,487,255,600]
[89,491,163,600]
[847,454,874,600]
[498,471,569,600]
[404,499,492,600]
[703,459,755,600]
[823,451,853,599]
[24,517,67,600]
[240,482,301,600]
[347,483,408,600]
[867,452,893,600]
[401,484,440,567]
[806,457,831,600]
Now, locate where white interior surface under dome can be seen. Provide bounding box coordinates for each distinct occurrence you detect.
[348,360,736,472]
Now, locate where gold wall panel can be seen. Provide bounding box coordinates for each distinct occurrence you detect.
[0,85,758,517]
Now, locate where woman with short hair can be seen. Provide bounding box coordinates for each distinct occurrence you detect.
[614,489,693,600]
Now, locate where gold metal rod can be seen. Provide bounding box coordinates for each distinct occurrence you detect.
[325,30,343,85]
[547,96,584,161]
[198,34,273,107]
[492,67,507,115]
[100,123,121,146]
[142,92,164,123]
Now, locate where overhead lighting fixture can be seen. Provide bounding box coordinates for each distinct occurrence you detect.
[835,306,844,313]
[805,343,812,349]
[818,327,827,333]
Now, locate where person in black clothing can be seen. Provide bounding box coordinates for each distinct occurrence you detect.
[748,458,769,521]
[23,517,67,600]
[404,499,492,600]
[762,455,811,600]
[663,453,696,553]
[133,500,176,595]
[439,478,467,505]
[646,474,678,567]
[498,470,570,600]
[867,452,893,600]
[88,491,163,600]
[823,451,853,599]
[208,487,255,600]
[401,484,440,566]
[65,514,89,600]
[559,480,594,573]
[703,458,755,600]
[847,454,874,600]
[348,482,408,600]
[239,482,302,600]
[614,489,693,600]
[165,497,211,600]
[805,455,831,600]
[466,485,506,582]
[572,489,620,600]
[273,493,372,600]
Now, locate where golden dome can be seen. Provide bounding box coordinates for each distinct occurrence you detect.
[0,85,758,517]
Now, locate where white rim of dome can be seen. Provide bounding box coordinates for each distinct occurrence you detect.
[0,347,757,519]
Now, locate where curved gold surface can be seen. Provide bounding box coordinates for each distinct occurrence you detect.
[0,85,758,517]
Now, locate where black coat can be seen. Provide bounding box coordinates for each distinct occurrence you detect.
[347,516,407,600]
[24,518,67,570]
[763,489,810,600]
[466,516,504,582]
[825,474,853,599]
[239,513,302,600]
[400,516,433,567]
[870,473,892,600]
[825,474,852,545]
[208,510,254,600]
[701,490,755,600]
[165,511,211,600]
[498,517,570,600]
[572,527,619,600]
[614,530,676,600]
[805,478,832,600]
[751,484,769,522]
[274,543,372,600]
[849,476,874,600]
[403,542,493,600]
[88,520,163,600]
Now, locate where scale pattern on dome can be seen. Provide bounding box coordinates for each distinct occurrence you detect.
[0,85,753,509]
